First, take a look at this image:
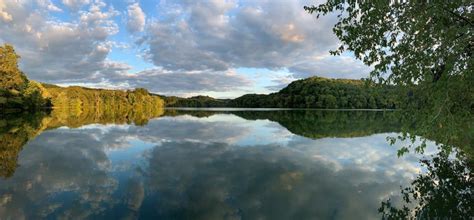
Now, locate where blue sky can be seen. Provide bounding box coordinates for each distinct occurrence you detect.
[0,0,371,98]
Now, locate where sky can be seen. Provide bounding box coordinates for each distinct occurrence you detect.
[0,0,371,98]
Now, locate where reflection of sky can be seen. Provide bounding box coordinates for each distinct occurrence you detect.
[0,112,440,219]
[108,139,156,173]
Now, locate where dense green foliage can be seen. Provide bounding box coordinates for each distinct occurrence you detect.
[165,77,399,109]
[165,95,230,107]
[0,44,51,111]
[230,77,399,108]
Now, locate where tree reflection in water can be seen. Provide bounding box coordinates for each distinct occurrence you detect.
[379,107,473,219]
[379,150,473,219]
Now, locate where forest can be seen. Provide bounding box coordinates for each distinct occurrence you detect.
[230,77,399,108]
[165,77,400,109]
[164,95,230,108]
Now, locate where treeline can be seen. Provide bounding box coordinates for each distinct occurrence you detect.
[165,77,400,109]
[0,44,164,112]
[233,77,399,108]
[44,84,164,116]
[164,95,229,107]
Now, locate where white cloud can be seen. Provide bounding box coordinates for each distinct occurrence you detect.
[141,0,341,75]
[126,3,145,33]
[0,0,123,83]
[61,0,90,11]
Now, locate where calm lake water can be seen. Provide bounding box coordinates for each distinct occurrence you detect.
[0,108,468,219]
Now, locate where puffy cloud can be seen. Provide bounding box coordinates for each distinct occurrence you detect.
[141,0,341,75]
[126,3,145,33]
[0,0,124,83]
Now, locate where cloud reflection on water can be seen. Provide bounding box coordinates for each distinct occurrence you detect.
[0,112,438,219]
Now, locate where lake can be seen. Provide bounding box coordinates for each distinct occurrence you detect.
[0,108,470,219]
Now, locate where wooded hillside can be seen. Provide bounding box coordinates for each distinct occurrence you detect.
[166,76,400,109]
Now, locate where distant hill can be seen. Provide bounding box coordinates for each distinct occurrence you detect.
[165,76,400,109]
[164,95,230,107]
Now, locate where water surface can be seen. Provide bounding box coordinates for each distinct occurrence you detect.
[0,109,466,219]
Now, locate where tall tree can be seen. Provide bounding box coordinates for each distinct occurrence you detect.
[0,44,28,93]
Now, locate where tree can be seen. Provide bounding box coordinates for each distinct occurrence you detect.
[0,44,54,110]
[0,44,28,93]
[304,1,473,112]
[134,88,150,96]
[323,94,337,108]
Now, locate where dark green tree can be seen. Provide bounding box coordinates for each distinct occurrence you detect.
[304,1,473,113]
